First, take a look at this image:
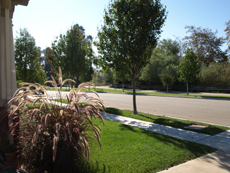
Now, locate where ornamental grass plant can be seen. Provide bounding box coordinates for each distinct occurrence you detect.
[1,68,105,173]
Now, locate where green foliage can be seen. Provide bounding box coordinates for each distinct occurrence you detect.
[16,80,23,88]
[95,0,167,114]
[159,64,177,92]
[3,68,105,172]
[178,48,199,95]
[178,48,199,83]
[140,39,180,85]
[46,24,94,85]
[15,28,46,84]
[199,62,230,86]
[184,26,228,65]
[79,65,94,83]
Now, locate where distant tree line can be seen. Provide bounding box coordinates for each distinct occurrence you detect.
[93,22,230,94]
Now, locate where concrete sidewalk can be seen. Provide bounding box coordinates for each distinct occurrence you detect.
[102,113,230,173]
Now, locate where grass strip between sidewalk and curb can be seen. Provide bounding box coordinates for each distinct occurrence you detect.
[104,107,230,136]
[55,99,230,136]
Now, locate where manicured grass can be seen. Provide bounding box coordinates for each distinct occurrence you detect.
[105,107,230,135]
[89,119,216,173]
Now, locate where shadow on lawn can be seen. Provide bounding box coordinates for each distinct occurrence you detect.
[105,107,227,135]
[118,123,230,172]
[76,161,109,173]
[119,123,216,159]
[138,114,227,135]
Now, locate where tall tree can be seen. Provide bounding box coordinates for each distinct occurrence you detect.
[184,26,227,65]
[225,20,230,57]
[95,0,167,114]
[158,39,180,58]
[46,24,94,86]
[15,28,46,84]
[177,48,199,95]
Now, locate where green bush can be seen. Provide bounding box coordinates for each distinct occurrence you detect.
[16,80,23,88]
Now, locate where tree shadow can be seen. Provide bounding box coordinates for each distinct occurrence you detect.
[109,111,228,136]
[118,123,217,168]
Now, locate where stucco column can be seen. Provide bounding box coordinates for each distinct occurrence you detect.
[0,0,28,107]
[0,0,29,144]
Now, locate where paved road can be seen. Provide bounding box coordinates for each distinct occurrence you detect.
[98,93,230,127]
[47,91,230,127]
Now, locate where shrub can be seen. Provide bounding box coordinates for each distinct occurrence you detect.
[16,80,23,88]
[2,67,105,172]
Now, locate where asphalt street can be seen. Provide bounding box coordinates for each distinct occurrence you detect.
[98,93,230,127]
[47,91,230,127]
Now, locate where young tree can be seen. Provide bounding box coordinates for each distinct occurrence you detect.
[15,28,46,84]
[95,0,167,114]
[177,48,199,95]
[183,26,227,65]
[46,24,94,87]
[159,64,177,92]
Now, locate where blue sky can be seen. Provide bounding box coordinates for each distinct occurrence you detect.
[13,0,230,53]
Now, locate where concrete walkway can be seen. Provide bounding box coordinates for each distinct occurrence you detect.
[102,113,230,173]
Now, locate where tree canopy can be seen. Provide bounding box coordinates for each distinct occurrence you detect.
[140,39,180,85]
[15,28,46,84]
[183,26,227,65]
[95,0,167,114]
[159,64,177,92]
[177,48,199,95]
[225,20,230,57]
[46,24,94,86]
[198,62,230,86]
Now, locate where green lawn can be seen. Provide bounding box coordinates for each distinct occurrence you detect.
[88,119,216,173]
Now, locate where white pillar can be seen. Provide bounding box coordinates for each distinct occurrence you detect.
[0,0,17,106]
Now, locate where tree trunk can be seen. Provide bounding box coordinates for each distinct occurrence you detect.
[187,81,189,95]
[132,75,137,114]
[167,85,168,93]
[122,79,124,92]
[76,76,80,88]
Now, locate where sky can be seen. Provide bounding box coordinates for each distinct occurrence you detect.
[13,0,230,53]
